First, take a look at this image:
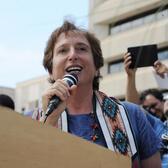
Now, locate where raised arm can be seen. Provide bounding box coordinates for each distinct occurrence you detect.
[124,52,140,104]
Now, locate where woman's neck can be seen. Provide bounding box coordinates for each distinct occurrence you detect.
[67,86,94,115]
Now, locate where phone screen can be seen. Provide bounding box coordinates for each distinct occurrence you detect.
[128,44,158,69]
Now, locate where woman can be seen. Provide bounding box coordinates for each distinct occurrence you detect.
[36,21,161,168]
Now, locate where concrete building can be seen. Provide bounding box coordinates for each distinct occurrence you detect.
[15,75,49,113]
[89,0,168,99]
[0,86,15,102]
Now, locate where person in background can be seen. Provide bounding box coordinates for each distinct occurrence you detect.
[34,21,161,168]
[0,94,15,110]
[124,52,167,122]
[140,89,166,122]
[124,52,168,167]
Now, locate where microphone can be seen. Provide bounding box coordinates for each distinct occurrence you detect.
[45,73,78,117]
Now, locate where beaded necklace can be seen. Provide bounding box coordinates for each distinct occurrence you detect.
[66,92,104,143]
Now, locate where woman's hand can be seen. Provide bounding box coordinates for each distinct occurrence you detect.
[42,79,77,126]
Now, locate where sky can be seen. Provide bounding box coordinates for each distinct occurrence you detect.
[0,0,88,88]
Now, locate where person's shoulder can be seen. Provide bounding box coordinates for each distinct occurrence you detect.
[120,101,148,126]
[109,98,142,118]
[121,101,142,114]
[121,101,138,108]
[109,97,139,110]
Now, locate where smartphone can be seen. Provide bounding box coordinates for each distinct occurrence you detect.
[127,44,158,69]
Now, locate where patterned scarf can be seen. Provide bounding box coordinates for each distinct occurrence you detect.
[59,91,140,168]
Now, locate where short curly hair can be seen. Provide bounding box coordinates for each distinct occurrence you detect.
[43,20,104,90]
[140,88,163,103]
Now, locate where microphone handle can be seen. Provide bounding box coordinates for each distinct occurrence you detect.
[45,96,61,117]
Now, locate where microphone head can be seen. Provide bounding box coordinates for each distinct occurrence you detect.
[63,73,78,87]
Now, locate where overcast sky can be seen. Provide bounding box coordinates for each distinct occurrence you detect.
[0,0,88,88]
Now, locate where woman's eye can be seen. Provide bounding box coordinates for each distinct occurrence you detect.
[59,48,67,53]
[81,47,86,51]
[78,47,87,51]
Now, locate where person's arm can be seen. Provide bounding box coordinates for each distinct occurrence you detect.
[124,102,162,168]
[154,60,168,78]
[141,152,161,168]
[137,106,162,168]
[124,52,140,104]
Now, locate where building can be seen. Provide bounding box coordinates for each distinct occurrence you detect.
[15,75,49,113]
[89,0,168,99]
[0,86,15,103]
[0,86,16,109]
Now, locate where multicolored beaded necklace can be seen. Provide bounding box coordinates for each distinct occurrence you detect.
[65,92,105,143]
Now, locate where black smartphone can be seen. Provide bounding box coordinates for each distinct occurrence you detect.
[127,44,158,69]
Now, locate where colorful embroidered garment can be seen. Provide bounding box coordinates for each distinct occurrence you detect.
[59,91,140,168]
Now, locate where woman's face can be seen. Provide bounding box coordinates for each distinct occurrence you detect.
[51,31,96,87]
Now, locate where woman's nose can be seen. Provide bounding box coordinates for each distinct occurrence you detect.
[68,48,78,61]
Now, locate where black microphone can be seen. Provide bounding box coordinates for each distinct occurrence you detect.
[45,73,78,117]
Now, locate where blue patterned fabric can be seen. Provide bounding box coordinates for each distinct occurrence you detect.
[67,101,161,162]
[112,128,129,154]
[101,95,130,155]
[102,97,118,119]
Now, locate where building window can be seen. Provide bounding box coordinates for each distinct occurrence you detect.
[107,47,168,74]
[158,47,168,60]
[108,59,124,74]
[109,5,168,35]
